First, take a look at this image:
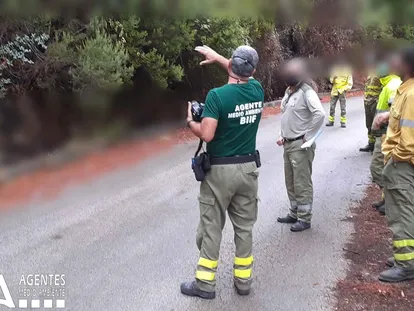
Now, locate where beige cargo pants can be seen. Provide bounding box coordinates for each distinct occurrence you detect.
[195,161,259,292]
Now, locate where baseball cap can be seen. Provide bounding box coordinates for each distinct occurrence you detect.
[231,45,259,78]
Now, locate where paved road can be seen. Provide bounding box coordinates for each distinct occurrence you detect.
[0,97,372,311]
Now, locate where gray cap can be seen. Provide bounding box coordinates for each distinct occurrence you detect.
[231,45,259,78]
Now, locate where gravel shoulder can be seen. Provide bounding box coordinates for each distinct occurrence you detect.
[335,186,414,311]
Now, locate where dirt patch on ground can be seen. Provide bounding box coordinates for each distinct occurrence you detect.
[335,185,414,311]
[0,92,363,210]
[0,106,282,210]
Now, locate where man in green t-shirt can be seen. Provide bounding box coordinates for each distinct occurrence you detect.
[182,45,264,299]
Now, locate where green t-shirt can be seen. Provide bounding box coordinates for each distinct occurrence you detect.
[202,79,265,157]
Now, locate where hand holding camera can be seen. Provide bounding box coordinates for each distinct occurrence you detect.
[187,101,205,127]
[187,100,209,182]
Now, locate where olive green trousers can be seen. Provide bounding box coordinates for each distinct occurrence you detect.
[364,98,378,143]
[328,93,347,124]
[383,159,414,271]
[283,140,316,223]
[195,161,259,292]
[370,136,385,189]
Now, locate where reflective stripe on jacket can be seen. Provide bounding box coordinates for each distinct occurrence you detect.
[364,75,382,99]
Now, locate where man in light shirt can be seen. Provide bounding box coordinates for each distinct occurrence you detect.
[276,59,325,232]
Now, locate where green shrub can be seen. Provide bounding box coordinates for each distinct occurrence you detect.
[71,29,133,92]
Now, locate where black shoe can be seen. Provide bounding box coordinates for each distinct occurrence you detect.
[372,199,385,209]
[326,122,334,127]
[379,267,414,283]
[360,143,375,152]
[234,285,250,296]
[277,215,297,224]
[378,204,385,216]
[386,257,395,268]
[180,281,215,299]
[341,123,346,128]
[290,220,311,232]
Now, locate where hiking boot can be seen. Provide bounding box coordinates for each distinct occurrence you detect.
[359,143,375,152]
[234,284,250,296]
[378,204,386,216]
[341,123,346,128]
[379,267,414,283]
[180,281,215,299]
[277,215,297,224]
[290,220,311,232]
[386,257,395,268]
[326,121,334,127]
[372,199,385,209]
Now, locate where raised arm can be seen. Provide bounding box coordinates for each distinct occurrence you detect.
[195,45,229,71]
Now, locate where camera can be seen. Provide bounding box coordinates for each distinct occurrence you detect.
[190,100,205,122]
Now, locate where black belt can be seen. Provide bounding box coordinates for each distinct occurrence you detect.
[210,153,257,165]
[284,135,304,143]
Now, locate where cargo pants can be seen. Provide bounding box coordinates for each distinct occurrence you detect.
[195,161,259,292]
[383,159,414,271]
[364,98,378,144]
[328,93,347,124]
[370,136,385,189]
[283,140,316,223]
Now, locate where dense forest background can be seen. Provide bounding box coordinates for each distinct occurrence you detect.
[0,0,413,164]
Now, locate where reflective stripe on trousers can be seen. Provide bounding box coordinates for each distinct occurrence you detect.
[383,159,414,270]
[196,257,218,282]
[234,256,254,291]
[393,240,414,262]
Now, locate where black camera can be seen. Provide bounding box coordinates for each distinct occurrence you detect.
[191,100,205,122]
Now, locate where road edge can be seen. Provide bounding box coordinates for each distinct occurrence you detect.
[0,90,363,209]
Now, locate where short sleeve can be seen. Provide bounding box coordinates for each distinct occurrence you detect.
[202,90,221,120]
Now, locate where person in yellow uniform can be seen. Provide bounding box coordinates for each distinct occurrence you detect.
[326,62,353,128]
[373,47,414,283]
[369,59,402,215]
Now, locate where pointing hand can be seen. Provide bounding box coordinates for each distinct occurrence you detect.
[194,45,220,66]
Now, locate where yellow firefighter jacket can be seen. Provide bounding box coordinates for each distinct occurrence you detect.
[383,78,414,165]
[330,66,353,96]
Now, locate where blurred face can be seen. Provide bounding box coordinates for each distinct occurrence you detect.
[376,62,389,77]
[283,59,305,86]
[388,53,405,78]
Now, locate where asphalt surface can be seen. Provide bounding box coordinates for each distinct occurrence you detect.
[0,96,372,311]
